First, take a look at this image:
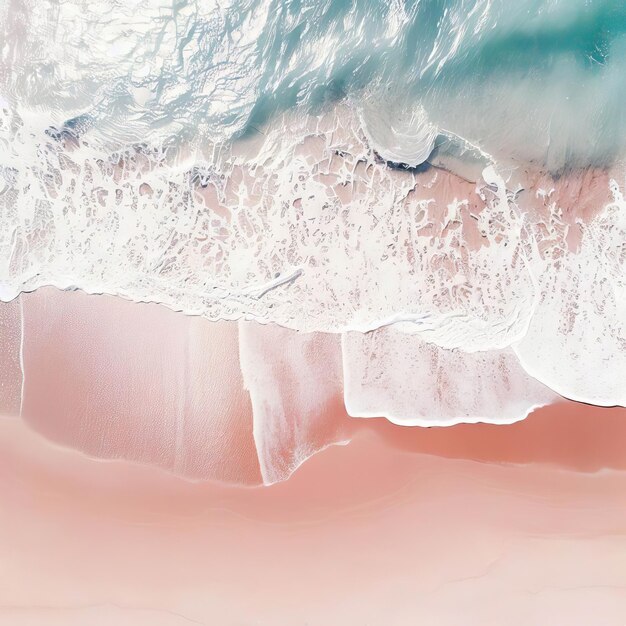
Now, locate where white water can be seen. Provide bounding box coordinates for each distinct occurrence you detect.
[1,98,625,409]
[1,0,625,427]
[343,326,557,427]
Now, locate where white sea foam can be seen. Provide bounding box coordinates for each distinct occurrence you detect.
[1,0,625,417]
[239,320,348,485]
[514,184,626,407]
[359,98,438,167]
[1,96,624,408]
[0,102,537,347]
[0,0,271,143]
[343,326,557,426]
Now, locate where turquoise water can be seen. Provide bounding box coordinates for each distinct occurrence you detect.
[244,0,626,169]
[6,0,625,171]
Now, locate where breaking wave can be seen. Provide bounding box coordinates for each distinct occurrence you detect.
[1,0,625,474]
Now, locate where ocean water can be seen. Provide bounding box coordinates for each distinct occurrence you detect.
[0,1,624,156]
[1,0,625,417]
[4,0,626,164]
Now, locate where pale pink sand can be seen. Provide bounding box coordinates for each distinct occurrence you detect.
[19,288,261,485]
[2,288,625,480]
[1,289,626,624]
[0,297,22,415]
[1,402,626,626]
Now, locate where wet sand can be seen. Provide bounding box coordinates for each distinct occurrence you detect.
[1,288,625,624]
[1,402,626,625]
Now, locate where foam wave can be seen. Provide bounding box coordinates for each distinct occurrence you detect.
[2,0,626,417]
[239,320,349,485]
[343,326,557,427]
[1,98,625,406]
[1,104,536,344]
[359,98,438,167]
[514,185,626,406]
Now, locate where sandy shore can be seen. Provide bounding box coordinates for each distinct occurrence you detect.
[0,287,623,480]
[1,287,625,623]
[1,401,626,625]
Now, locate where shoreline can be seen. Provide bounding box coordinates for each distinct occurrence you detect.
[1,286,624,486]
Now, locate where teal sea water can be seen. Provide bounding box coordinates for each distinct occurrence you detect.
[247,0,626,170]
[3,0,626,170]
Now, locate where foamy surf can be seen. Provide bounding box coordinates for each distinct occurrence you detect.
[2,98,624,408]
[1,0,625,487]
